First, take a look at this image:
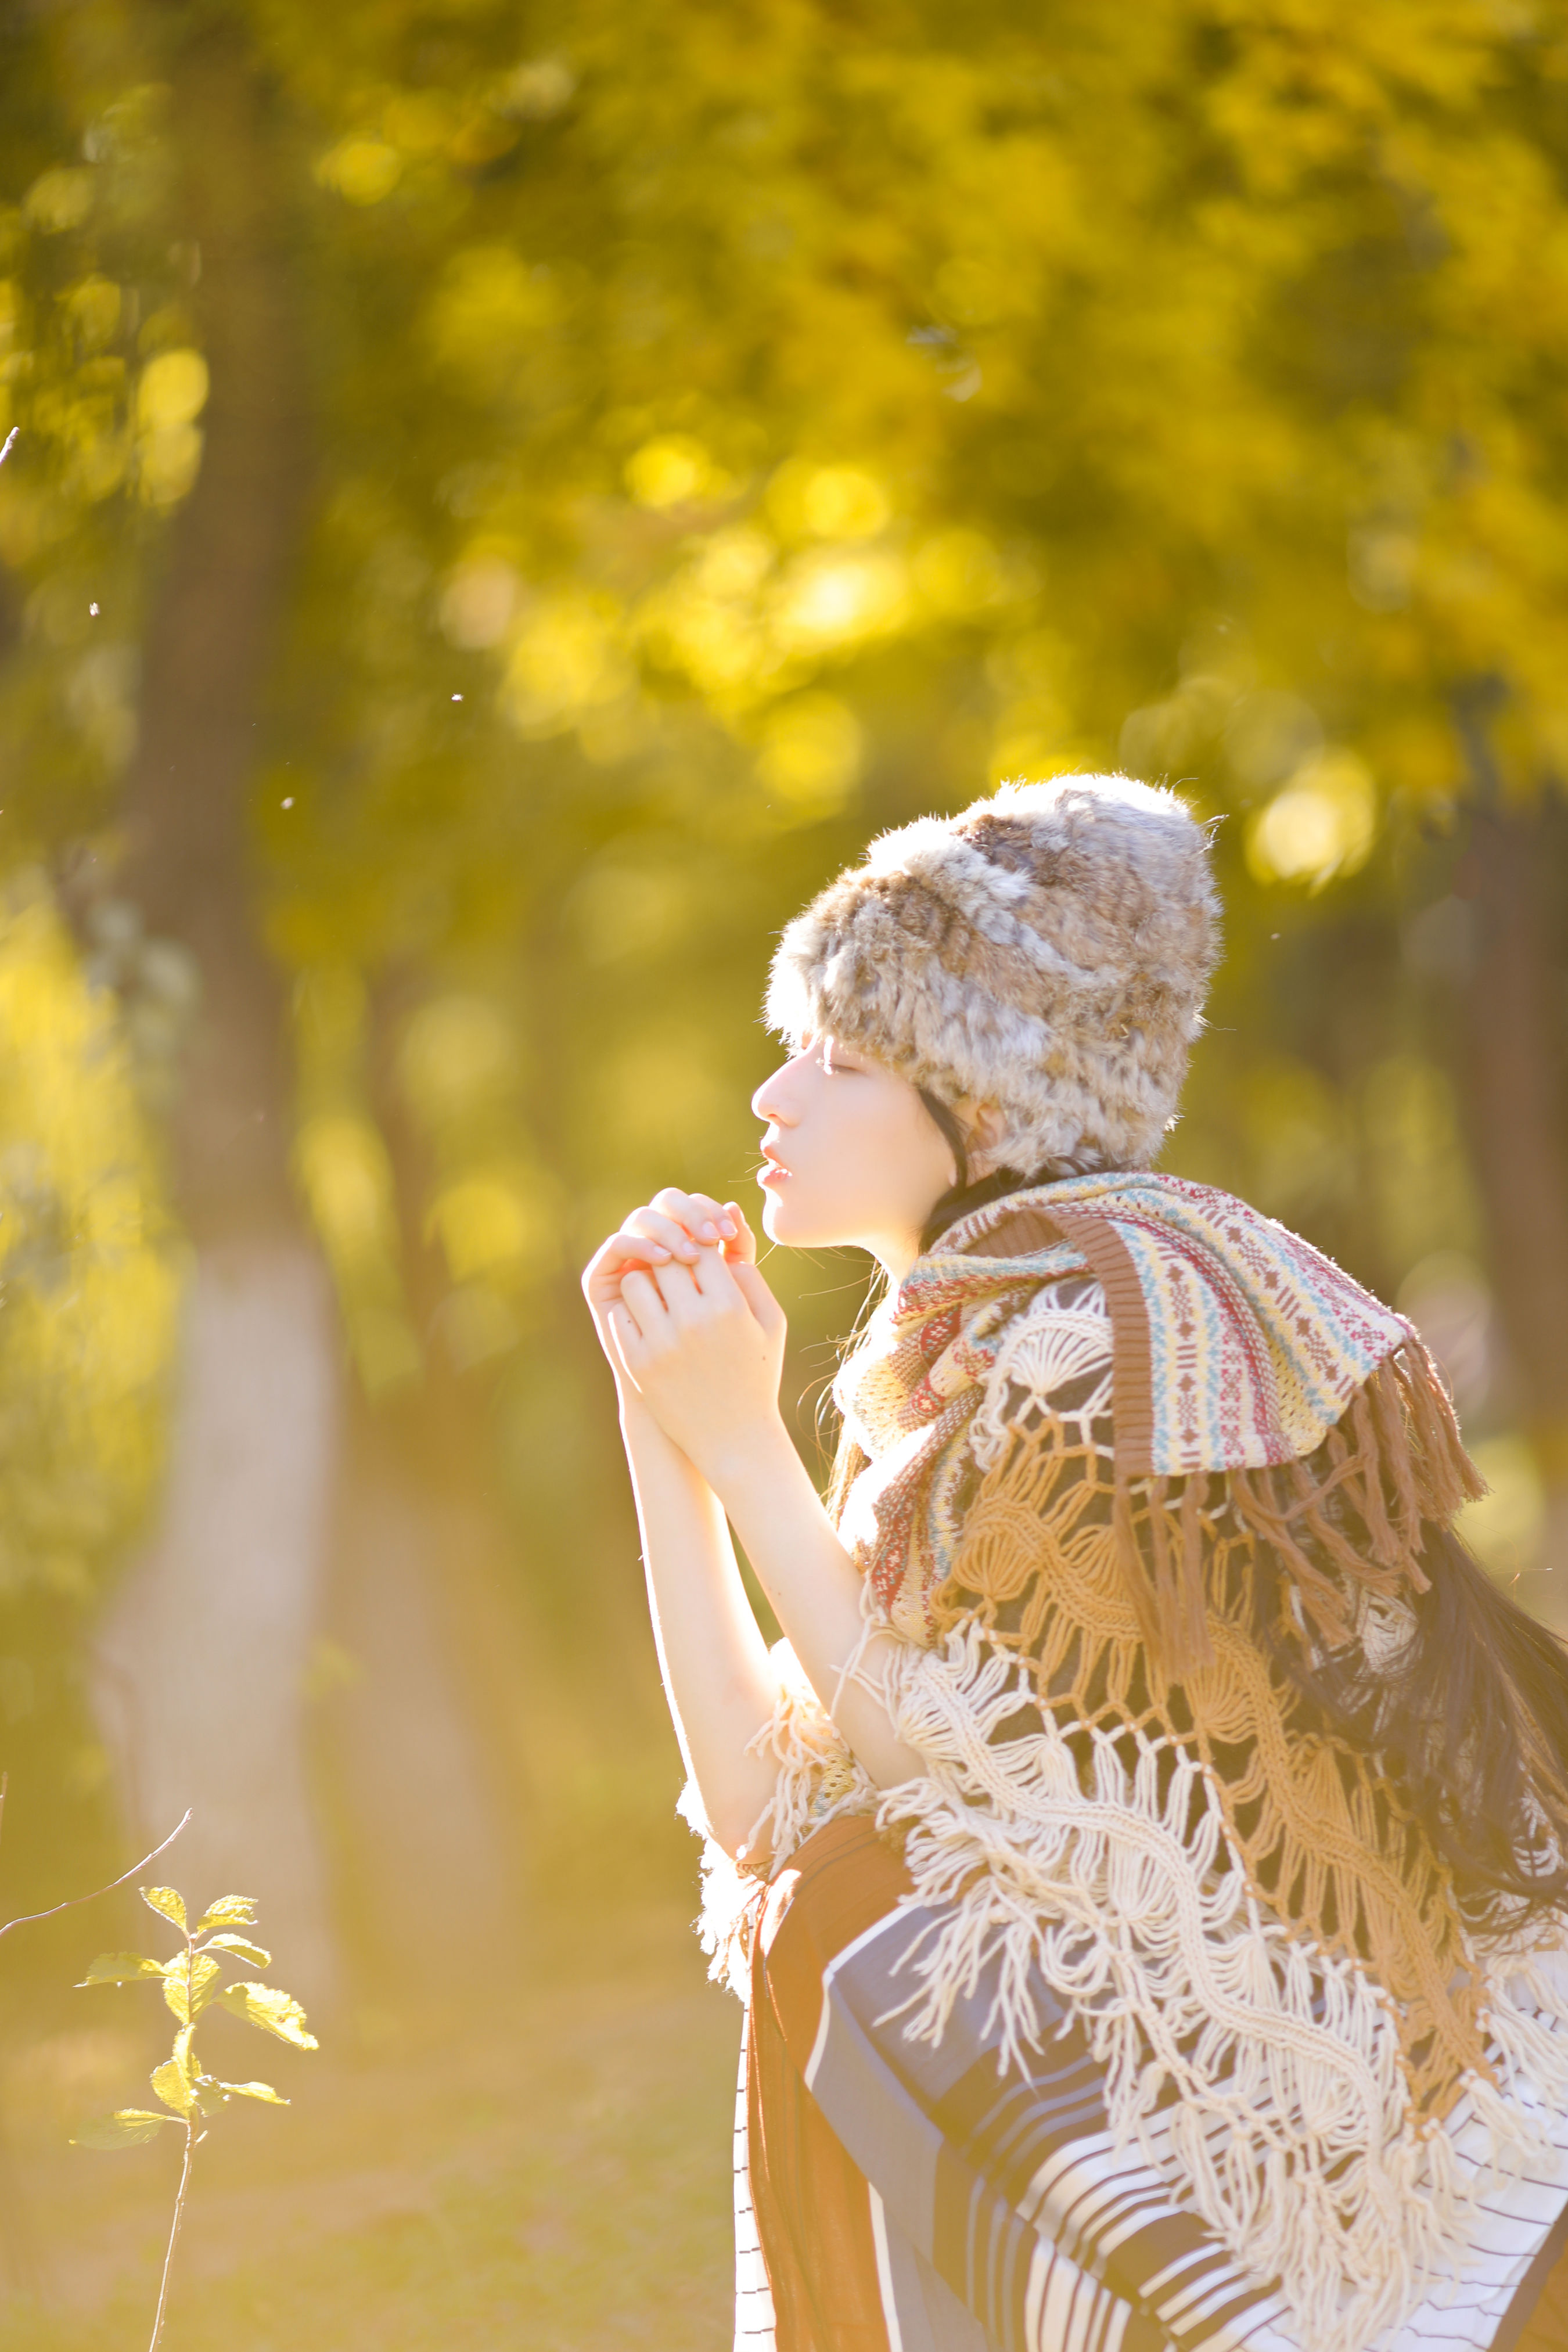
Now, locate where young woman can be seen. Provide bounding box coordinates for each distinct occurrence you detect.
[583,775,1568,2352]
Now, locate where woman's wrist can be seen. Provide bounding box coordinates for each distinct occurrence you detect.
[696,1412,810,1526]
[618,1387,713,1494]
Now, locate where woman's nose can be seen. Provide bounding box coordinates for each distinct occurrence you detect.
[751,1052,803,1125]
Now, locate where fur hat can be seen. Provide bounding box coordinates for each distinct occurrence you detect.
[765,773,1221,1173]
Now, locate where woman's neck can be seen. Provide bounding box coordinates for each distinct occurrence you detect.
[871,1231,923,1289]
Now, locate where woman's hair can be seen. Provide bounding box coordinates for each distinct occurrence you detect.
[1254,1520,1568,1927]
[914,1086,1108,1255]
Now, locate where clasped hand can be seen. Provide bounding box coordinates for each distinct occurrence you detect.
[582,1189,788,1490]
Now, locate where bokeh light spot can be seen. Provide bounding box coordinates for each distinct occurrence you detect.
[1247,751,1377,889]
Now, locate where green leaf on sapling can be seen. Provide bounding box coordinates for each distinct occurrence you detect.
[150,2058,196,2116]
[200,1935,271,1968]
[161,1950,220,2024]
[211,1981,318,2049]
[192,1896,257,1933]
[141,1887,188,1930]
[76,1952,168,1986]
[217,2080,288,2103]
[72,2110,179,2148]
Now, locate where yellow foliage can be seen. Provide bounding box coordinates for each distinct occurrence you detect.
[293,1113,398,1261]
[439,555,523,649]
[6,0,1568,1461]
[427,1168,559,1283]
[1247,752,1379,889]
[316,139,402,206]
[397,993,517,1131]
[131,348,209,508]
[755,693,861,823]
[912,529,1010,618]
[766,461,891,541]
[425,246,560,392]
[625,436,725,509]
[135,350,208,431]
[501,594,628,735]
[769,548,908,656]
[0,887,177,1596]
[292,1109,419,1392]
[23,168,92,234]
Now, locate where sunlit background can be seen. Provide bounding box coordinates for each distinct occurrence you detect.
[2,5,1567,2345]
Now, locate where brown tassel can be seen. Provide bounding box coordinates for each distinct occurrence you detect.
[1394,1336,1488,1519]
[1113,1336,1483,1689]
[1227,1463,1355,1644]
[1173,1472,1212,1671]
[1114,1472,1159,1654]
[1117,1470,1215,1678]
[1349,1382,1401,1567]
[1369,1354,1425,1548]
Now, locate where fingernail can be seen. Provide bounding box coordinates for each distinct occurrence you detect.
[719,1215,737,1236]
[699,1222,719,1240]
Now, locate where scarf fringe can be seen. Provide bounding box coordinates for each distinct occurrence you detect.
[687,1640,875,2001]
[876,1623,1568,2352]
[1131,1335,1487,1681]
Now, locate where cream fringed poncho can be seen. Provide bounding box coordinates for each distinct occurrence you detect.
[692,1174,1568,2352]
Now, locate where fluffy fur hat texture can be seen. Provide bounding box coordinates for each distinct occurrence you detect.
[765,774,1221,1173]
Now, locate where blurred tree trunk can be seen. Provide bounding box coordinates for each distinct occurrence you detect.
[87,16,520,2006]
[85,15,343,2002]
[1456,704,1568,1604]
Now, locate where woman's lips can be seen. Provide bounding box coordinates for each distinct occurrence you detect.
[758,1152,790,1188]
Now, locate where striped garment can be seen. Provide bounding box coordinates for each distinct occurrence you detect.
[738,1818,1568,2352]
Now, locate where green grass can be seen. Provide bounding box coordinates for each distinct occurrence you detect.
[0,1915,740,2351]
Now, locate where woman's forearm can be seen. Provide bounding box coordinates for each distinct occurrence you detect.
[618,1396,784,1855]
[702,1420,927,1790]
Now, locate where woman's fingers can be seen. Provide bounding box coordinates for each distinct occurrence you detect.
[605,1301,644,1385]
[720,1202,757,1264]
[584,1192,743,1333]
[601,1228,671,1270]
[728,1257,786,1338]
[621,1206,702,1262]
[617,1267,670,1328]
[646,1256,709,1317]
[652,1187,739,1248]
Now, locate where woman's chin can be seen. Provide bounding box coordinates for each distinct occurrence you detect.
[759,1188,852,1250]
[758,1188,794,1243]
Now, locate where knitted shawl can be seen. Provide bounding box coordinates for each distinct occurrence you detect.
[806,1172,1568,2352]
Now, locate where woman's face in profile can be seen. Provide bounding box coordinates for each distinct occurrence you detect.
[750,1036,957,1264]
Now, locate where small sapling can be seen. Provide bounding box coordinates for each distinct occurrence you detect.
[73,1885,318,2352]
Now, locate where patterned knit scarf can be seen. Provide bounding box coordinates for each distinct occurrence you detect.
[835,1169,1484,1671]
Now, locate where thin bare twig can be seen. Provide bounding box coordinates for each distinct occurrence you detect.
[146,1907,202,2352]
[0,1808,192,1941]
[0,429,17,466]
[149,2112,197,2352]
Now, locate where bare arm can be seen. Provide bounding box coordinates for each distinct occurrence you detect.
[616,1391,782,1855]
[599,1198,924,1798]
[587,1201,782,1854]
[585,1193,923,1857]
